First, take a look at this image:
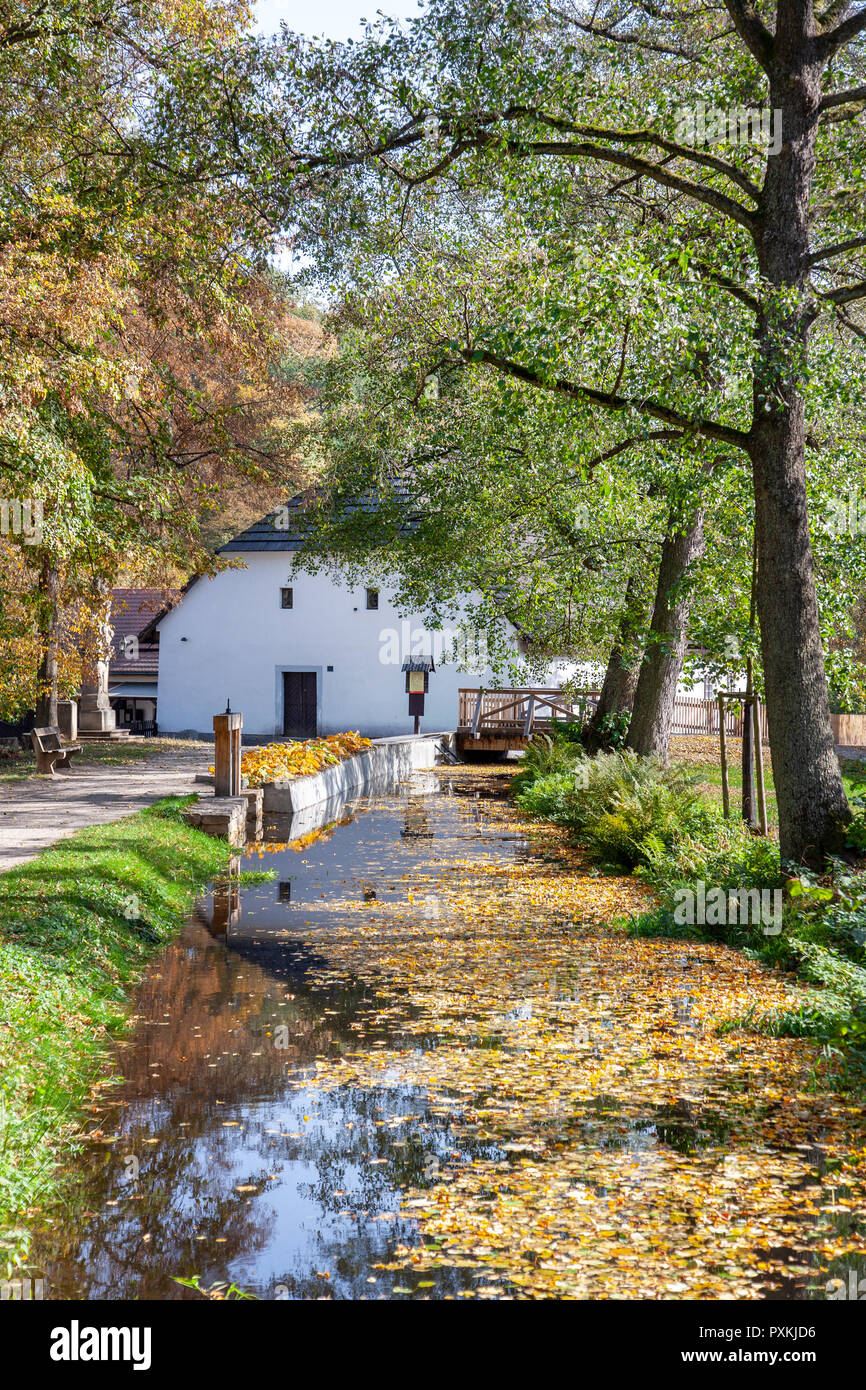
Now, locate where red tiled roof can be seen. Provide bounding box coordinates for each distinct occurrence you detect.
[109,589,163,676]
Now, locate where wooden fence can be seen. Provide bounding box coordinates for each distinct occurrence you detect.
[829,713,866,746]
[669,697,769,741]
[458,689,770,741]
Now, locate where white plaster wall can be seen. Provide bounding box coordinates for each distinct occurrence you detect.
[156,554,513,737]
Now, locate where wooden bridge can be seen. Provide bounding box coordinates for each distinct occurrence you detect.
[456,687,770,753]
[456,688,594,752]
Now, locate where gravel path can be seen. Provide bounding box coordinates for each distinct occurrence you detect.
[0,747,213,872]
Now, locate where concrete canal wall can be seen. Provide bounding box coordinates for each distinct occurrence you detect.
[261,733,453,815]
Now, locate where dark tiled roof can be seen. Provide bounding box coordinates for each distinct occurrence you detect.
[218,489,413,553]
[109,589,163,676]
[219,494,313,553]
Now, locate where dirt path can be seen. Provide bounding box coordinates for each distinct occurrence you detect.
[0,746,212,872]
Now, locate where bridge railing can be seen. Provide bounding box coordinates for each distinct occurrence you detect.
[457,689,769,740]
[458,688,592,737]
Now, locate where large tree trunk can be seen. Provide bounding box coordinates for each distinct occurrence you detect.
[749,36,849,865]
[34,559,59,727]
[626,507,705,760]
[586,569,651,751]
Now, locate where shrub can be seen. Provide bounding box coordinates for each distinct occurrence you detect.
[515,747,709,868]
[590,709,631,750]
[645,814,782,893]
[511,733,583,797]
[548,718,587,745]
[513,770,575,821]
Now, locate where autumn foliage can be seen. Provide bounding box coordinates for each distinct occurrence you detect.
[209,733,373,788]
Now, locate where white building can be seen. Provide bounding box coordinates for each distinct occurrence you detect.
[154,499,525,739]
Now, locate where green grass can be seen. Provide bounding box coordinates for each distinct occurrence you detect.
[0,796,229,1272]
[669,742,866,835]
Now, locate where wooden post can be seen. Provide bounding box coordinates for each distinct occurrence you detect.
[211,856,241,936]
[472,689,483,740]
[213,702,243,797]
[754,695,768,835]
[523,694,535,738]
[718,693,730,819]
[742,656,756,827]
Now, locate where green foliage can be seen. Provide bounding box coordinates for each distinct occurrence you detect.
[0,799,230,1272]
[845,801,866,855]
[511,733,583,793]
[643,816,782,895]
[512,770,576,821]
[515,746,708,868]
[590,710,631,750]
[549,719,587,746]
[826,649,866,715]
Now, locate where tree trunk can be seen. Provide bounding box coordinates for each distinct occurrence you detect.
[586,569,651,751]
[749,38,850,865]
[626,506,705,760]
[34,559,59,727]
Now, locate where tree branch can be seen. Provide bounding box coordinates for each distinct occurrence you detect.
[548,5,703,61]
[721,0,774,70]
[291,111,759,233]
[808,232,866,264]
[817,0,854,28]
[455,346,751,450]
[693,260,761,312]
[818,5,866,59]
[819,84,866,110]
[509,139,757,232]
[820,281,866,305]
[520,115,763,202]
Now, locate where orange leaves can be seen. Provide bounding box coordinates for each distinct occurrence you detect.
[279,763,866,1300]
[239,733,372,788]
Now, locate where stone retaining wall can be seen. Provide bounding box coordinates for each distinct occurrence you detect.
[260,733,451,815]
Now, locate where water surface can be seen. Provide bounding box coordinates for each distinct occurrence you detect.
[36,774,527,1299]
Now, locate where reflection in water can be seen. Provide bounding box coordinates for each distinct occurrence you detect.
[211,858,241,936]
[35,774,522,1300]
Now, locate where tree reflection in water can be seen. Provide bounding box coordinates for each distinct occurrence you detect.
[35,785,517,1300]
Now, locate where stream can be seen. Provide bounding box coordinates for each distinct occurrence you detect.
[34,771,529,1300]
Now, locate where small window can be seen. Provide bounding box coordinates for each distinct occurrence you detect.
[280,587,293,609]
[365,587,379,610]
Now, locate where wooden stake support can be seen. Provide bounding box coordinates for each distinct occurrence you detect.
[716,690,768,834]
[718,693,730,818]
[753,695,768,835]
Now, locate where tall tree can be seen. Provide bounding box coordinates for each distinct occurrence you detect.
[221,0,866,862]
[0,1,310,717]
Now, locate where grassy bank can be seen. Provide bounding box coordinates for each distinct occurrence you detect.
[512,731,866,1074]
[0,797,229,1271]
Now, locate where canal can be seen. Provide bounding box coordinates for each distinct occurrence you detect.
[34,771,528,1300]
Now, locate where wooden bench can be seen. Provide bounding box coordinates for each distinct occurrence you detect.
[30,726,83,775]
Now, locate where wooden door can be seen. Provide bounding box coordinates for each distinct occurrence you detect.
[282,671,317,737]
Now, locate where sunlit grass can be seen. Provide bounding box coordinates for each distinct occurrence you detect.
[0,796,229,1271]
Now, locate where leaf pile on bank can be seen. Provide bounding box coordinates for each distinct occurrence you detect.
[210,733,372,787]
